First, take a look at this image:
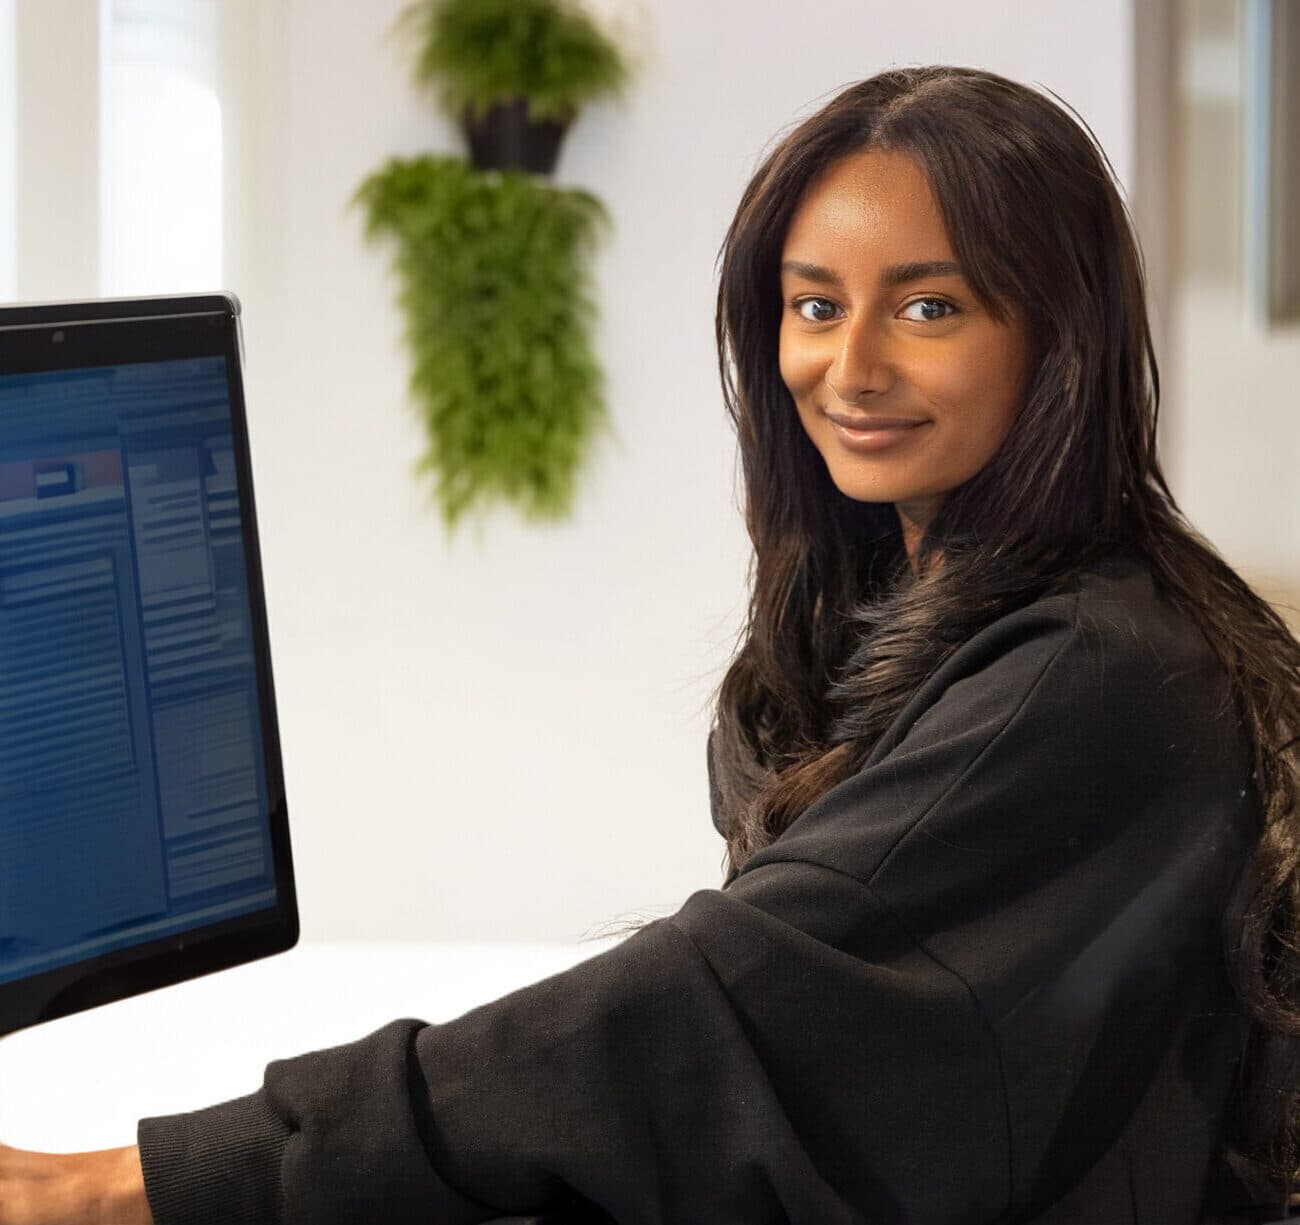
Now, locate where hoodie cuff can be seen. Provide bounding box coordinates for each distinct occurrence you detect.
[138,1089,291,1225]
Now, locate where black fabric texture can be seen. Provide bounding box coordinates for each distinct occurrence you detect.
[136,1088,291,1225]
[136,549,1267,1224]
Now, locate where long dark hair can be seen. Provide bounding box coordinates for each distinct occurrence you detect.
[698,67,1300,1203]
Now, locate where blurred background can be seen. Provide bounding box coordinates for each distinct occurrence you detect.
[0,0,1295,948]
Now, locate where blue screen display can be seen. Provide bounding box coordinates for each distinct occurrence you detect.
[0,356,277,985]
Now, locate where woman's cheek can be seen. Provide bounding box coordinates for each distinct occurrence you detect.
[777,344,802,395]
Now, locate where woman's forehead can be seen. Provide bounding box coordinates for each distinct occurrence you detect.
[781,153,954,270]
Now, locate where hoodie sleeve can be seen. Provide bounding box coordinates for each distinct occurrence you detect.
[136,592,1258,1225]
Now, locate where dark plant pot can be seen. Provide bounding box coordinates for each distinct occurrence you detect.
[461,98,572,175]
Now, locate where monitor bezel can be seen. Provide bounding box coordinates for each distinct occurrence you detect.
[0,293,298,1037]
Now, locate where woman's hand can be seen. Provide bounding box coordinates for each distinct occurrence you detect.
[0,1142,152,1225]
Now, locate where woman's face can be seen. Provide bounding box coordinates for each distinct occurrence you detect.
[778,148,1032,559]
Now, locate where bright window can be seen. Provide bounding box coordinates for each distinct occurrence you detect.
[100,0,223,296]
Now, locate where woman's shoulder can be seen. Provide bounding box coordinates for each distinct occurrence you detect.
[974,542,1220,681]
[882,543,1236,764]
[1044,543,1224,687]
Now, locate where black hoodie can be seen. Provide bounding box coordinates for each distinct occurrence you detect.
[137,548,1268,1224]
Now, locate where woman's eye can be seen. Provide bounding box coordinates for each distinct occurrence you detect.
[789,296,958,324]
[900,298,956,322]
[791,297,839,323]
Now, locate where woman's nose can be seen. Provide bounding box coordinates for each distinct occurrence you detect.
[826,319,892,403]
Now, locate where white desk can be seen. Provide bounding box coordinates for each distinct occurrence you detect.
[0,938,623,1154]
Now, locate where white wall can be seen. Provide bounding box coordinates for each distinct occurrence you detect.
[0,0,15,302]
[1166,0,1300,627]
[217,0,1139,945]
[13,0,101,298]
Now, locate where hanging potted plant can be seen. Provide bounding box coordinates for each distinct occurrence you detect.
[399,0,632,174]
[354,0,636,532]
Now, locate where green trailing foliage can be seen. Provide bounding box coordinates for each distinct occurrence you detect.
[395,0,631,123]
[356,0,633,531]
[353,155,613,531]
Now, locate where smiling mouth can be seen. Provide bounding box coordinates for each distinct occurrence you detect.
[824,411,928,430]
[824,414,930,453]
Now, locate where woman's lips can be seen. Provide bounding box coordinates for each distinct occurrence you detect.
[825,414,929,452]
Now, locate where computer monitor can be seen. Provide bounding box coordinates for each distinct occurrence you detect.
[0,294,297,1036]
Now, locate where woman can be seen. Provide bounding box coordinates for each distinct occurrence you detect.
[3,64,1299,1225]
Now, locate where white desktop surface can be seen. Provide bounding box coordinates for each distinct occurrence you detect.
[0,938,623,1154]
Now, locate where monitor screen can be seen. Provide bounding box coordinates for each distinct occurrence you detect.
[0,295,297,1035]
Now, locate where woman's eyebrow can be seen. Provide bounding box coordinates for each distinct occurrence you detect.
[780,259,965,289]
